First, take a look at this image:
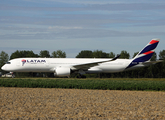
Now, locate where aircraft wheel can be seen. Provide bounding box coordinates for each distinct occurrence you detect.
[77,74,86,78]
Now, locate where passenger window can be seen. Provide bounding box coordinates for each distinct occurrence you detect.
[6,62,11,64]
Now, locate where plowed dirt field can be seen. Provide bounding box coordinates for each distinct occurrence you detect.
[0,87,165,119]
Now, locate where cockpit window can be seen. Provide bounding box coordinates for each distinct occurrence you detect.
[6,62,11,64]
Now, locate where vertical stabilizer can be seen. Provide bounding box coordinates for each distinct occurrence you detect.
[126,38,160,69]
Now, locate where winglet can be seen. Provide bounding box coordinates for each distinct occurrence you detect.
[111,54,120,61]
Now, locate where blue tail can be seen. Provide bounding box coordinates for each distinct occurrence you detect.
[126,38,160,69]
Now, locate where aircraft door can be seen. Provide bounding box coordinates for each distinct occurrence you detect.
[46,60,49,67]
[16,60,21,66]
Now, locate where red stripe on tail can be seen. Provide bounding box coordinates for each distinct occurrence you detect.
[150,40,159,44]
[143,51,154,55]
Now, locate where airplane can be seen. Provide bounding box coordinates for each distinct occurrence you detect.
[1,39,162,78]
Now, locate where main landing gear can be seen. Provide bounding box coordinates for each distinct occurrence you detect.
[76,74,86,78]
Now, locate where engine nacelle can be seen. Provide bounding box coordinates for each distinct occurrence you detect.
[54,67,71,77]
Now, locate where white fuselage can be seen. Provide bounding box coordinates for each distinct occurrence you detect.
[1,58,144,74]
[1,39,160,77]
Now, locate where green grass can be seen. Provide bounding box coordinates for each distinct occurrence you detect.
[0,78,165,91]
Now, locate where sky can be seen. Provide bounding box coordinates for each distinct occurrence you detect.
[0,0,165,58]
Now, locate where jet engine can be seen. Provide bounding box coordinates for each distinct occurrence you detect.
[54,67,71,77]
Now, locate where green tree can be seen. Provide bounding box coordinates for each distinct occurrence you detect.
[0,51,9,72]
[93,50,109,58]
[159,50,165,60]
[52,50,66,58]
[119,50,130,59]
[10,50,38,60]
[145,52,157,78]
[150,52,157,61]
[109,52,115,58]
[158,50,165,77]
[39,50,50,58]
[76,50,93,58]
[132,52,138,58]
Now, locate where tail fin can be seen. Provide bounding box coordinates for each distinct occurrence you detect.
[133,38,160,62]
[126,38,160,69]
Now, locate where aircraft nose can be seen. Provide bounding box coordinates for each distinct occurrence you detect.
[1,65,6,71]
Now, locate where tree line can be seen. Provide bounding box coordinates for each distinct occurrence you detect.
[0,49,165,78]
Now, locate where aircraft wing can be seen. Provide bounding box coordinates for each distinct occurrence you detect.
[71,55,120,70]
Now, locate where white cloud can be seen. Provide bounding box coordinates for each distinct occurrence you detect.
[26,0,165,5]
[0,0,165,58]
[48,26,83,30]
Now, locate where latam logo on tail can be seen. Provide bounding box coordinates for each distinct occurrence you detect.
[138,39,159,55]
[22,59,46,66]
[126,39,159,69]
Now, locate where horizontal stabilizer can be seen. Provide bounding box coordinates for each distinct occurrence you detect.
[143,60,163,65]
